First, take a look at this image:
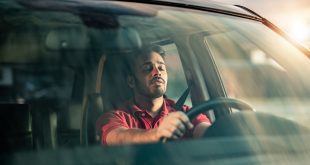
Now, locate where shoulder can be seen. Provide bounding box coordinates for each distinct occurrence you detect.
[98,101,133,121]
[111,99,135,114]
[104,104,132,118]
[96,103,134,129]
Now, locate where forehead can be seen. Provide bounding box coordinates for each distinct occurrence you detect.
[136,52,165,64]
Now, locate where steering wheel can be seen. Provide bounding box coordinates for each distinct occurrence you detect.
[186,97,310,138]
[161,97,254,143]
[186,97,254,120]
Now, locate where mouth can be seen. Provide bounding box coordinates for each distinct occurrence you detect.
[151,77,165,85]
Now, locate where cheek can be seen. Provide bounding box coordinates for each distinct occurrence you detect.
[163,73,168,82]
[136,75,151,86]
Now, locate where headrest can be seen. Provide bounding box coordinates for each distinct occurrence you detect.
[45,26,142,52]
[116,27,142,50]
[89,27,142,52]
[45,27,90,50]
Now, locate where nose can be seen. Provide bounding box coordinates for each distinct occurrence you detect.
[151,66,161,77]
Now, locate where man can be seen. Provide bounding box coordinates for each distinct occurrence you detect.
[97,45,210,145]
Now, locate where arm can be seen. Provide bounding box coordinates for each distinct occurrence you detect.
[105,127,158,145]
[192,122,211,138]
[105,111,193,145]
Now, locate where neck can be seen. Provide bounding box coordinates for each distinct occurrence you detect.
[133,94,164,117]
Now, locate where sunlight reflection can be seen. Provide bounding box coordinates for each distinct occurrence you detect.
[287,20,310,43]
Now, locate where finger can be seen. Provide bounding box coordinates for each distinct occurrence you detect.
[160,129,174,138]
[171,134,179,140]
[181,120,193,130]
[169,118,182,127]
[173,129,184,137]
[163,122,184,137]
[161,137,167,143]
[176,112,194,129]
[177,122,186,133]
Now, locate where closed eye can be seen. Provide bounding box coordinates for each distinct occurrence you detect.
[158,65,166,71]
[142,64,153,72]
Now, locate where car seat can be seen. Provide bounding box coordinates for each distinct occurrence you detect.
[80,27,142,146]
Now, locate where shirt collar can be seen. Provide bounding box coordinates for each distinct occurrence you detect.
[129,98,170,116]
[161,99,170,115]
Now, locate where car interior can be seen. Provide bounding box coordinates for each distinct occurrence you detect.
[2,1,310,164]
[0,2,194,151]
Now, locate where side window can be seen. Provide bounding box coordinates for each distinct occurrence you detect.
[162,44,192,107]
[203,31,306,120]
[204,32,287,99]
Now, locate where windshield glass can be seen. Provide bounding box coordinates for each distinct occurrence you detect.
[116,7,310,128]
[1,1,310,155]
[201,16,310,128]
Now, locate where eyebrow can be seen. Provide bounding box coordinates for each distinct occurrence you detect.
[141,61,166,66]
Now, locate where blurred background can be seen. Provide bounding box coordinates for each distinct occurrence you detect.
[216,0,310,48]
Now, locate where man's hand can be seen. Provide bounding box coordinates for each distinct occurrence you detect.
[156,111,194,140]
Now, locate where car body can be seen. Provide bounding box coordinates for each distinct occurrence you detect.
[1,0,310,164]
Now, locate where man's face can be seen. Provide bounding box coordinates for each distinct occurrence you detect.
[128,51,168,99]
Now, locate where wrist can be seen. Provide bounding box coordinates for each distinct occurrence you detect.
[149,128,160,142]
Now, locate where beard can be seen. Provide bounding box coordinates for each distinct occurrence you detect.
[134,76,166,99]
[148,87,165,98]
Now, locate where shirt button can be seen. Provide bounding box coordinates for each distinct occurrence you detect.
[141,113,146,117]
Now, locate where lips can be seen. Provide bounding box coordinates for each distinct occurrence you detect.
[151,77,165,84]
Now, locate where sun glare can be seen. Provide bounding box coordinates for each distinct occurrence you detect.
[288,21,310,42]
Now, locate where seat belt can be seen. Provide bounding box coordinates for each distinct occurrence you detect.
[172,82,193,111]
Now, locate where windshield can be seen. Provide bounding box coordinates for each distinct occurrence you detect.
[1,0,310,156]
[201,16,310,128]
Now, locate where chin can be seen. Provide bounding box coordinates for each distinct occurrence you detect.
[150,89,165,98]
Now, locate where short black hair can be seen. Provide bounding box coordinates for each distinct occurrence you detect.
[149,45,165,57]
[124,45,166,76]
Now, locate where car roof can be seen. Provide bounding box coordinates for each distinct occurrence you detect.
[0,0,263,65]
[150,0,259,16]
[1,0,261,20]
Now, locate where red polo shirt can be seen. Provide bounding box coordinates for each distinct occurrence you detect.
[97,98,210,144]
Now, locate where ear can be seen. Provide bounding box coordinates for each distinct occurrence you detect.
[127,76,135,88]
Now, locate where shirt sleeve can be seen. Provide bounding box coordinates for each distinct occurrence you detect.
[96,111,129,144]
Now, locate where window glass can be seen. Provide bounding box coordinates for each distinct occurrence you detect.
[204,19,310,127]
[162,44,192,107]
